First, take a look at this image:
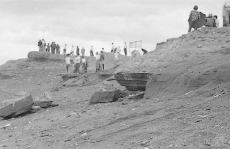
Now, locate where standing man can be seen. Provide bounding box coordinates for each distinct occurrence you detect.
[124,42,127,56]
[51,42,55,54]
[56,44,60,54]
[76,46,80,56]
[188,5,200,32]
[41,39,46,52]
[65,54,71,73]
[100,51,105,71]
[63,44,67,55]
[81,56,88,73]
[53,42,57,54]
[95,52,100,72]
[46,43,50,53]
[111,42,115,53]
[73,54,81,74]
[81,47,86,56]
[90,46,94,56]
[213,15,219,27]
[38,39,42,52]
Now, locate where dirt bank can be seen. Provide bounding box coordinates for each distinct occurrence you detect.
[1,27,230,149]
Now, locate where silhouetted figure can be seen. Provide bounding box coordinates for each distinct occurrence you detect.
[76,46,80,55]
[100,51,105,71]
[124,42,127,56]
[90,46,94,56]
[46,43,50,53]
[65,54,71,73]
[63,44,67,55]
[81,47,85,56]
[51,42,56,54]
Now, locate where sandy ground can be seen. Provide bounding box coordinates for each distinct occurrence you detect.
[1,27,230,149]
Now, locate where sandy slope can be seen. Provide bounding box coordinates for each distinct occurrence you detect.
[0,27,230,149]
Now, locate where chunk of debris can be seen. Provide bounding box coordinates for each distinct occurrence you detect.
[89,89,126,104]
[115,72,152,91]
[33,101,58,108]
[0,95,34,119]
[60,73,79,81]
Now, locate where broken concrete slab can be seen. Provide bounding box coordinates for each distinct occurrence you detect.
[33,101,58,108]
[89,90,126,104]
[61,73,80,81]
[0,95,34,119]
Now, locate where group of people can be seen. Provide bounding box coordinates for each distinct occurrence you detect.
[65,54,88,74]
[188,5,219,32]
[64,49,105,73]
[38,39,61,54]
[111,42,128,56]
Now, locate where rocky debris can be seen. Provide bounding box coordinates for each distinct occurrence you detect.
[0,94,59,119]
[60,73,79,81]
[89,90,127,104]
[0,95,34,119]
[127,91,145,100]
[115,72,152,91]
[33,101,58,108]
[27,51,64,62]
[62,74,101,88]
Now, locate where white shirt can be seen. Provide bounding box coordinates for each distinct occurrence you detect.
[82,58,86,63]
[95,54,100,60]
[65,57,71,65]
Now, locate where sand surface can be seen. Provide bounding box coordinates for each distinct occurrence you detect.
[1,27,230,149]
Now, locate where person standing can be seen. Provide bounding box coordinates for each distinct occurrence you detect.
[213,15,219,27]
[71,45,74,55]
[95,52,100,72]
[124,42,127,56]
[51,42,55,54]
[41,38,46,52]
[81,56,88,73]
[46,43,50,53]
[54,42,57,54]
[205,14,215,27]
[38,39,42,52]
[63,44,67,55]
[65,54,71,73]
[111,42,115,53]
[81,47,86,56]
[90,46,94,56]
[76,46,80,56]
[100,51,105,71]
[56,44,60,54]
[73,54,81,74]
[188,5,200,32]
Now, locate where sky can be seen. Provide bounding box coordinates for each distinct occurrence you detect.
[0,0,225,65]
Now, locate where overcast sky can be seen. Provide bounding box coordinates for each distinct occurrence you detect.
[0,0,225,64]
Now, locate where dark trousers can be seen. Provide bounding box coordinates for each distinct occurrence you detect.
[73,63,80,73]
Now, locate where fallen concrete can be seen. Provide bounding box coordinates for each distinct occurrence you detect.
[114,72,152,91]
[0,95,34,119]
[89,90,126,104]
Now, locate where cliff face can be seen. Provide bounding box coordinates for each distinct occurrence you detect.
[117,27,230,99]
